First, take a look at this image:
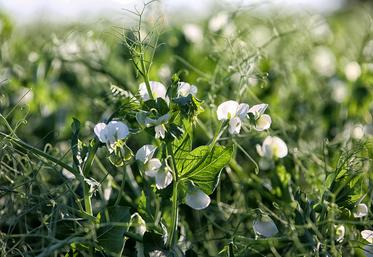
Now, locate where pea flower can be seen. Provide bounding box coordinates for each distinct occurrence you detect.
[248,103,272,131]
[177,82,197,97]
[137,112,171,140]
[256,136,288,159]
[185,185,211,210]
[335,225,345,243]
[362,230,373,244]
[353,203,368,218]
[216,100,249,134]
[94,121,129,152]
[135,145,173,189]
[253,215,279,237]
[139,81,169,102]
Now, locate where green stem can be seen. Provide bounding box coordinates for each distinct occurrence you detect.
[139,42,154,100]
[166,143,179,249]
[83,182,93,216]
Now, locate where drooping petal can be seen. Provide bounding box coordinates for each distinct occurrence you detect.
[155,125,166,139]
[136,145,157,163]
[237,103,250,120]
[216,100,239,120]
[139,81,168,101]
[248,103,268,120]
[354,203,369,218]
[106,121,129,141]
[94,122,108,143]
[253,215,279,237]
[228,116,242,134]
[185,187,211,210]
[362,230,373,244]
[255,114,272,131]
[155,169,173,189]
[144,158,162,177]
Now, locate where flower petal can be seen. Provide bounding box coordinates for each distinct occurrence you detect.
[155,125,166,139]
[272,136,288,158]
[217,100,239,120]
[362,230,373,244]
[106,121,129,140]
[155,170,173,189]
[145,158,162,177]
[139,81,168,101]
[248,103,268,120]
[255,114,272,131]
[186,187,211,210]
[237,103,250,120]
[335,225,345,243]
[354,203,368,218]
[228,116,242,134]
[136,145,157,163]
[253,215,278,237]
[94,122,108,143]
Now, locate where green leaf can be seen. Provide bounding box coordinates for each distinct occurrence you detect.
[96,206,131,257]
[179,145,233,195]
[142,231,166,257]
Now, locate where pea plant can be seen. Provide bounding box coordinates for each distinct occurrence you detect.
[54,7,278,255]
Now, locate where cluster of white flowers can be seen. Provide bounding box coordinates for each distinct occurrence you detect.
[135,145,173,189]
[93,82,287,212]
[216,101,272,134]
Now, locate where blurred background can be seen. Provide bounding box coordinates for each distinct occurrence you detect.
[0,0,372,256]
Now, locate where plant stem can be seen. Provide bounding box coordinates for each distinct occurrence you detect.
[166,143,179,249]
[83,182,93,216]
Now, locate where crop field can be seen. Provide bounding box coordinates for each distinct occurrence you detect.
[0,1,372,256]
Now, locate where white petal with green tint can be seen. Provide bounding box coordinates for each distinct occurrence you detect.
[253,215,278,237]
[217,100,239,120]
[186,187,211,210]
[136,145,157,164]
[354,203,368,218]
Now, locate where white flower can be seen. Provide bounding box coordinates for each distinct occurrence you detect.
[185,186,211,210]
[312,46,336,77]
[154,167,173,189]
[354,203,368,218]
[217,100,249,134]
[335,225,345,243]
[135,145,157,164]
[183,24,203,44]
[257,136,288,159]
[177,82,197,97]
[208,12,228,32]
[253,215,278,237]
[94,121,129,152]
[362,230,373,244]
[344,61,361,81]
[154,125,166,139]
[248,104,272,131]
[139,81,168,102]
[143,158,173,190]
